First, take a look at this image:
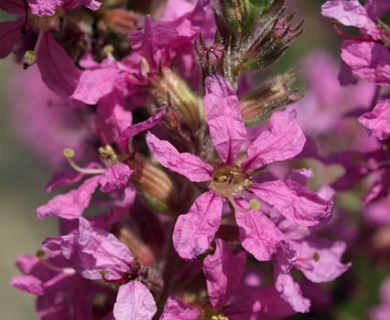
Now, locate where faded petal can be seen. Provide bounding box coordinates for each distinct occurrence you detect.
[71,68,122,105]
[235,210,285,261]
[252,180,332,227]
[38,32,82,100]
[10,275,44,295]
[36,176,99,219]
[203,239,246,308]
[99,164,133,193]
[146,132,213,182]
[160,296,200,320]
[359,100,390,140]
[113,281,157,320]
[204,75,246,164]
[341,40,390,86]
[321,0,380,39]
[275,273,310,313]
[173,191,222,260]
[294,237,351,283]
[242,110,305,171]
[0,21,22,59]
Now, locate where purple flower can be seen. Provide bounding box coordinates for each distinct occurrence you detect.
[146,75,332,260]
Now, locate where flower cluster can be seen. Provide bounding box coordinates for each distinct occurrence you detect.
[9,0,390,319]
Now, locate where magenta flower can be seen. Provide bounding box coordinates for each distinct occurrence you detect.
[146,75,332,260]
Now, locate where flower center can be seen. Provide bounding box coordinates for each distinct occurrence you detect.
[211,165,251,198]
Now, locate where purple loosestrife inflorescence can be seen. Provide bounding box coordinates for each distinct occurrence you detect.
[3,0,363,319]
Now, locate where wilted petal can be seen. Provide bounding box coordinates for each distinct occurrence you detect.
[36,176,99,219]
[235,210,285,261]
[359,100,390,140]
[341,40,390,86]
[38,32,82,100]
[10,275,44,295]
[0,21,22,59]
[99,164,133,193]
[321,0,380,39]
[146,132,213,182]
[173,191,222,260]
[242,110,305,171]
[113,281,157,320]
[160,296,200,320]
[71,68,122,104]
[203,239,246,308]
[275,273,310,313]
[294,237,351,283]
[204,75,246,164]
[252,180,332,226]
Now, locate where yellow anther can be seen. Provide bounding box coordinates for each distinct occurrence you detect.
[24,50,36,62]
[249,199,260,210]
[217,175,228,183]
[243,179,252,188]
[63,148,75,159]
[36,250,46,258]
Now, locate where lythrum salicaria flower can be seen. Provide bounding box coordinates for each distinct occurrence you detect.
[147,74,332,261]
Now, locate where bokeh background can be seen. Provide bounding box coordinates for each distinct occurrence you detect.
[0,1,386,319]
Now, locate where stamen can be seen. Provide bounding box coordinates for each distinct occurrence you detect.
[332,22,375,42]
[63,148,105,175]
[228,196,251,213]
[36,250,76,274]
[99,270,128,284]
[249,199,260,210]
[313,252,320,262]
[23,29,45,67]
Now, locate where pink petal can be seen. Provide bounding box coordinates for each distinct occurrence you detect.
[99,164,133,193]
[160,296,200,320]
[275,273,310,313]
[321,0,380,39]
[294,237,351,283]
[28,0,65,16]
[10,275,44,295]
[204,75,246,164]
[252,180,332,226]
[38,32,82,100]
[359,100,390,140]
[0,1,25,14]
[341,40,390,86]
[203,239,246,308]
[121,105,166,139]
[242,110,305,171]
[36,176,99,219]
[0,21,22,59]
[365,0,390,18]
[71,68,122,104]
[146,132,213,182]
[113,281,157,320]
[235,210,285,261]
[173,191,222,260]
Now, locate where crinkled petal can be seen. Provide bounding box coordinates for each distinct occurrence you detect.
[121,105,166,139]
[10,275,44,295]
[75,217,134,280]
[160,296,200,320]
[252,180,332,226]
[275,273,310,313]
[71,68,122,104]
[242,110,305,171]
[341,40,390,86]
[36,176,99,219]
[38,32,82,100]
[274,241,297,274]
[203,239,246,308]
[173,191,222,260]
[28,0,65,16]
[99,164,133,193]
[0,21,22,59]
[204,75,246,164]
[146,132,213,182]
[321,0,380,39]
[294,237,351,283]
[113,281,157,320]
[359,100,390,140]
[235,210,285,261]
